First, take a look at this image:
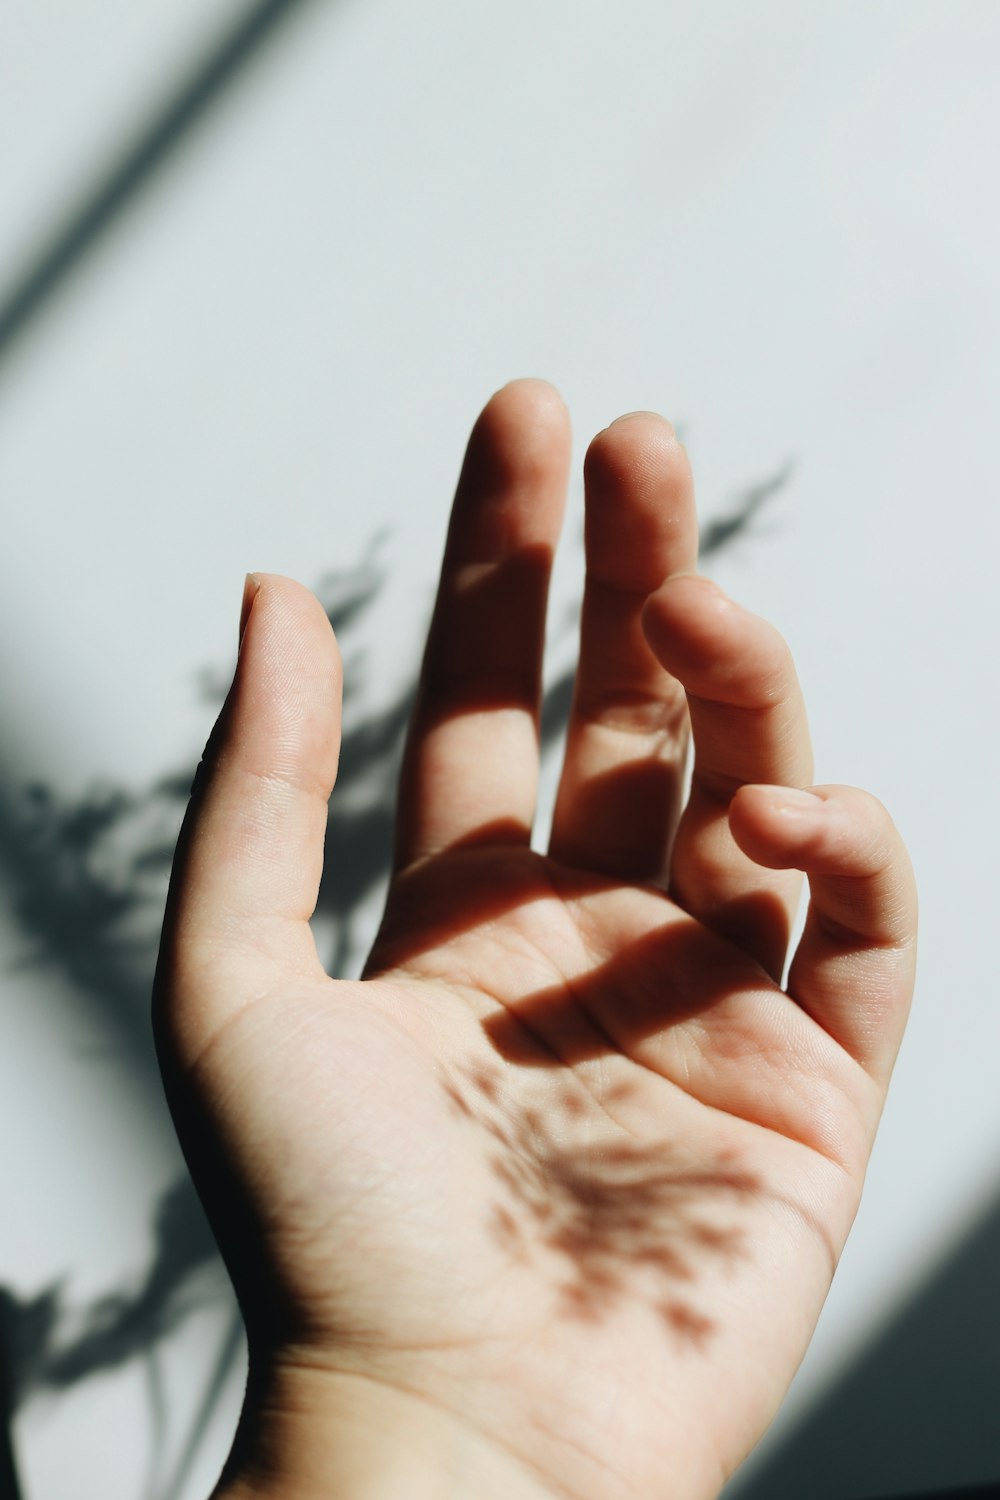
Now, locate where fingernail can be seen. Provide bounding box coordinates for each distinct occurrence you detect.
[768,786,824,815]
[609,410,673,429]
[239,573,261,648]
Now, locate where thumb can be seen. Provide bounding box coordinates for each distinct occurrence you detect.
[154,573,342,1067]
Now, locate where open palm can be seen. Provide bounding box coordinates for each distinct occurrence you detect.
[154,383,916,1500]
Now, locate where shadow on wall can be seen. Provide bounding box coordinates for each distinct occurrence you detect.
[727,1187,1000,1500]
[0,0,336,376]
[0,481,786,1499]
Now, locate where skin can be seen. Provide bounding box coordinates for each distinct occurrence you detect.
[153,380,917,1500]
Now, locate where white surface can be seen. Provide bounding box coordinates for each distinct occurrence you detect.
[0,0,257,274]
[2,2,998,1494]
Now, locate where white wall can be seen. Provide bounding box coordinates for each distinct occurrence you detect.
[2,3,998,1495]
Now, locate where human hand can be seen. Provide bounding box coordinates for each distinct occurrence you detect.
[154,381,917,1500]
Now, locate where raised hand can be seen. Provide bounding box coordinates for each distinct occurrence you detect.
[154,381,917,1500]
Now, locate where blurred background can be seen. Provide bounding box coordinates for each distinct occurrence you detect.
[2,2,999,1497]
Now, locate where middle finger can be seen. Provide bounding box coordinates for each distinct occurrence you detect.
[548,413,697,881]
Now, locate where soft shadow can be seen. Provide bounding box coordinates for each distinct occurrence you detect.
[0,547,400,1496]
[699,460,793,557]
[0,0,340,373]
[443,1059,759,1345]
[727,1187,1000,1500]
[368,828,817,1345]
[0,1290,26,1500]
[32,1180,217,1394]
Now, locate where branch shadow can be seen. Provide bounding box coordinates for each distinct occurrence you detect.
[0,0,339,375]
[0,548,402,1495]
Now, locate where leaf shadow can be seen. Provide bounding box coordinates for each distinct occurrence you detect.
[443,1057,759,1347]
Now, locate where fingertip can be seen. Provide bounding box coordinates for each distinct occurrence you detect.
[480,377,571,439]
[228,572,343,798]
[579,421,696,596]
[239,571,342,665]
[496,375,566,405]
[731,783,914,894]
[641,571,723,641]
[585,410,687,488]
[460,381,572,505]
[642,576,797,715]
[729,783,828,869]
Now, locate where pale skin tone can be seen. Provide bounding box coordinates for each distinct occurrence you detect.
[154,381,917,1500]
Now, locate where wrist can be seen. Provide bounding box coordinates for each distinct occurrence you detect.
[213,1359,558,1500]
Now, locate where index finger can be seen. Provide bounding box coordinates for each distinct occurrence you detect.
[392,380,571,872]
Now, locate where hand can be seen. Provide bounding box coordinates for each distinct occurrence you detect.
[154,381,917,1500]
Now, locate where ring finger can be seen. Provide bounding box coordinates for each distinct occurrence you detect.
[642,574,813,978]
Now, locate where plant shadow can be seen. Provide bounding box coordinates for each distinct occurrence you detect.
[0,474,787,1493]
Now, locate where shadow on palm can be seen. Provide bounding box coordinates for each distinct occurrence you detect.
[356,815,822,1356]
